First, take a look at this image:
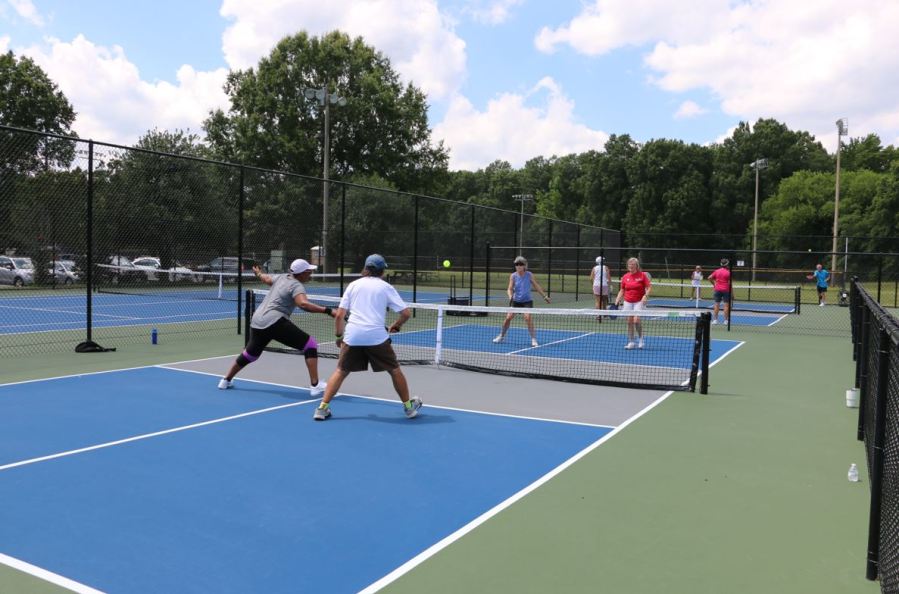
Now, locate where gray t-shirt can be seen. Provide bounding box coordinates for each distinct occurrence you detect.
[251,274,306,329]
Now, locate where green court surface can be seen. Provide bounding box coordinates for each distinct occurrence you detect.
[0,324,878,593]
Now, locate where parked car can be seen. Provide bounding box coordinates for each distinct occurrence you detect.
[48,260,80,285]
[132,257,198,282]
[195,257,256,282]
[0,256,34,287]
[102,255,145,284]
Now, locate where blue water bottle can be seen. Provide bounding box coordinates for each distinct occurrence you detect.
[151,328,158,345]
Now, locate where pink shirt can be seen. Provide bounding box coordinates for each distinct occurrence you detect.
[621,271,651,303]
[709,267,731,292]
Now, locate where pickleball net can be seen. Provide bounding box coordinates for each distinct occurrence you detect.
[246,290,712,392]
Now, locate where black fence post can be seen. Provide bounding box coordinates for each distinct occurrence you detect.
[575,226,581,302]
[469,205,475,303]
[865,327,891,581]
[236,166,244,334]
[857,304,869,442]
[547,221,553,296]
[339,184,346,295]
[413,195,419,304]
[877,255,883,302]
[485,241,491,307]
[86,140,94,342]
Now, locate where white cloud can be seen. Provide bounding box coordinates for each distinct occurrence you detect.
[433,77,608,170]
[219,0,467,100]
[674,100,705,119]
[21,35,229,146]
[8,0,43,26]
[534,0,899,151]
[463,0,524,25]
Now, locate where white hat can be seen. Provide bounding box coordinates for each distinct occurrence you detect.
[595,256,603,264]
[289,258,317,274]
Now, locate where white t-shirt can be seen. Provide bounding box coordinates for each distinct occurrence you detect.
[592,265,609,289]
[691,271,703,287]
[339,276,408,346]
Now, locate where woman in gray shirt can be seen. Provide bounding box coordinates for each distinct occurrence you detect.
[217,259,336,396]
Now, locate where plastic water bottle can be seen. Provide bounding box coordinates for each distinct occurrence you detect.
[151,328,158,345]
[848,463,859,482]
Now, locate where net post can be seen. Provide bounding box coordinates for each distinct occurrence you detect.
[700,312,711,394]
[865,327,891,581]
[86,140,94,342]
[434,306,444,365]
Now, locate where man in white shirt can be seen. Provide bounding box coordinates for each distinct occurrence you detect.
[313,254,422,420]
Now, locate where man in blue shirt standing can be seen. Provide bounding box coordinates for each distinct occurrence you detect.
[807,264,831,306]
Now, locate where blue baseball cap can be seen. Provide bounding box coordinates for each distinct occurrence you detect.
[364,253,388,271]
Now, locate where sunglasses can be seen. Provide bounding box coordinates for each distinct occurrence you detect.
[515,263,525,266]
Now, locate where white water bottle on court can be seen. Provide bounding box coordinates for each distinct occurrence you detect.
[848,463,859,482]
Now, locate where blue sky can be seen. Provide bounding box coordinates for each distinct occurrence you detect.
[2,0,897,170]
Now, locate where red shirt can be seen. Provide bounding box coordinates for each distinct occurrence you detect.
[621,271,651,303]
[709,267,731,292]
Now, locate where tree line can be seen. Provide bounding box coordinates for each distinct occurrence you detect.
[3,31,899,272]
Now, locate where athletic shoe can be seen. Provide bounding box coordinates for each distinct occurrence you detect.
[819,302,825,307]
[310,381,326,398]
[217,378,234,390]
[711,319,718,325]
[405,397,423,419]
[492,335,505,343]
[625,342,635,350]
[638,339,644,349]
[313,406,331,421]
[531,338,539,347]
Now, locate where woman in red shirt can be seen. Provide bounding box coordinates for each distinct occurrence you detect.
[614,257,651,350]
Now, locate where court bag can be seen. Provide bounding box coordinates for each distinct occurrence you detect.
[75,340,116,353]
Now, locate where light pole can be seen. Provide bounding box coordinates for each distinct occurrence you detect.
[304,85,347,272]
[749,158,768,282]
[832,118,848,282]
[512,194,534,255]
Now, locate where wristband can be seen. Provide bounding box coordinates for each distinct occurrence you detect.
[323,307,333,316]
[335,333,343,338]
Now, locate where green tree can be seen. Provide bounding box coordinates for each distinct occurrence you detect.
[204,31,448,194]
[840,134,899,173]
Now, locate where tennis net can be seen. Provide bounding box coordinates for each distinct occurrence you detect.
[247,290,712,392]
[646,281,801,314]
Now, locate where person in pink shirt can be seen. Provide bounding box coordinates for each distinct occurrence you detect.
[614,257,651,349]
[708,258,731,325]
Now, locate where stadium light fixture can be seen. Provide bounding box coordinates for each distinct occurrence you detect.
[303,85,347,271]
[749,158,768,282]
[512,194,534,256]
[832,118,848,282]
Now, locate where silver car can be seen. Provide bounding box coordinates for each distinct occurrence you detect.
[0,256,35,286]
[132,257,198,282]
[48,260,80,285]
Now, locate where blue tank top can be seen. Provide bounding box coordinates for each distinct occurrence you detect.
[512,271,533,303]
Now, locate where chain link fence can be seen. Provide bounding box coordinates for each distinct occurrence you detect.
[0,125,617,356]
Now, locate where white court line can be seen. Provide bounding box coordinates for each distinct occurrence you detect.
[506,331,595,355]
[0,553,105,594]
[358,386,678,594]
[0,397,317,473]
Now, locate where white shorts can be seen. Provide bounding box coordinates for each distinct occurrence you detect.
[622,300,645,311]
[593,286,610,296]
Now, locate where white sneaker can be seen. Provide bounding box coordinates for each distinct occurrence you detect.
[638,339,644,349]
[310,381,326,398]
[493,335,505,343]
[625,342,635,350]
[819,302,825,307]
[531,338,539,347]
[711,319,718,325]
[217,378,233,390]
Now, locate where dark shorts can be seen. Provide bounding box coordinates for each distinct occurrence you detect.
[713,290,731,304]
[246,318,311,357]
[817,286,828,293]
[511,300,534,308]
[337,339,400,373]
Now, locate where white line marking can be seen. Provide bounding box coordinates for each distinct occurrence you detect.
[358,387,677,594]
[0,398,316,473]
[0,553,105,594]
[506,331,595,355]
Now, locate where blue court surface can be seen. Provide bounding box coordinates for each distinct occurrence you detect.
[0,288,480,335]
[0,366,612,594]
[648,295,794,314]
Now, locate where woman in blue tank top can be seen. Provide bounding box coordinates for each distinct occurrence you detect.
[492,256,551,347]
